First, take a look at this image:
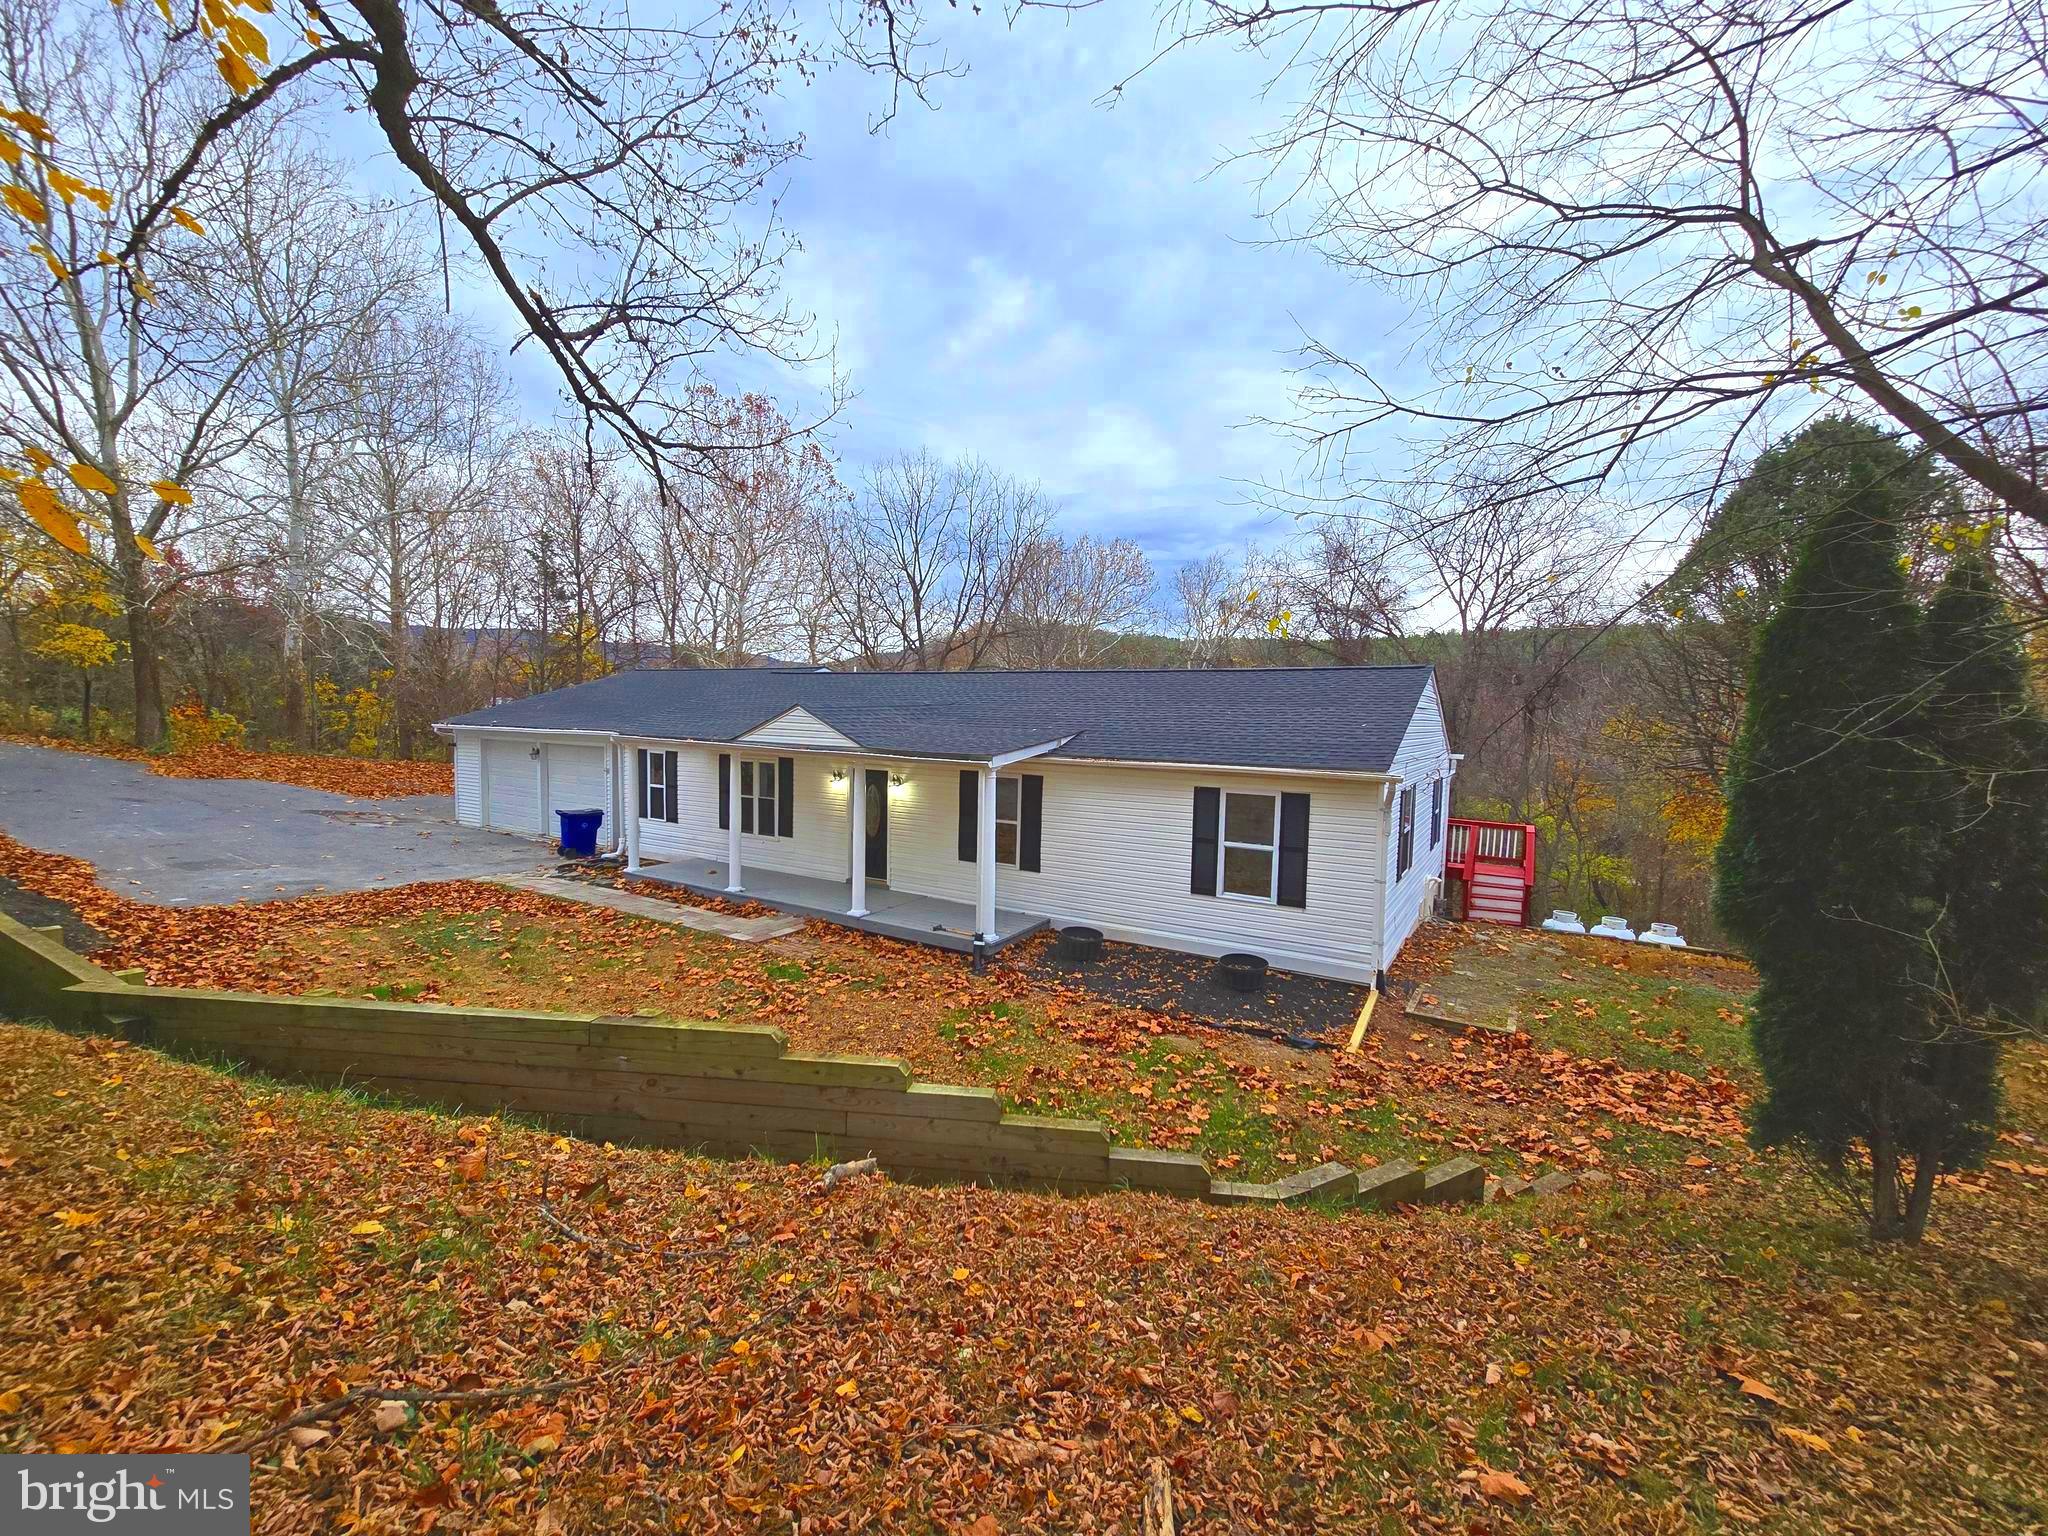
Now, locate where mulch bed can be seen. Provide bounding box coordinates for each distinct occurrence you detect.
[1017,934,1368,1041]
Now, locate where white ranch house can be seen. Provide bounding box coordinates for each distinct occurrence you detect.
[435,665,1456,985]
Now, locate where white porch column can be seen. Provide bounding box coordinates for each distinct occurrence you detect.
[623,745,642,872]
[976,764,997,941]
[725,751,745,893]
[847,765,868,917]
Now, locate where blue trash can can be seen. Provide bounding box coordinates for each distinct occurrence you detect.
[556,807,604,858]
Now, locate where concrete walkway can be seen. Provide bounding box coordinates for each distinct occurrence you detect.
[0,742,552,906]
[491,872,807,942]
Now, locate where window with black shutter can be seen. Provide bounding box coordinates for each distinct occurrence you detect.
[1397,785,1416,877]
[1430,778,1443,848]
[993,776,1020,866]
[749,757,777,837]
[638,749,668,821]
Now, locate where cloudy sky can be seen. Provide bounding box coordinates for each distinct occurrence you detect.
[451,6,1417,579]
[755,11,1407,569]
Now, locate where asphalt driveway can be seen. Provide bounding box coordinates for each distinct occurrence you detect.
[0,743,552,906]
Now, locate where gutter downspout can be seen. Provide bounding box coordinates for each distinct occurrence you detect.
[1375,778,1400,990]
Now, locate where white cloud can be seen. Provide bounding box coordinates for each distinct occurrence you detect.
[943,260,1043,365]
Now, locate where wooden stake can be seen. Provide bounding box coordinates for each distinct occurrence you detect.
[1345,987,1380,1054]
[1142,1456,1176,1536]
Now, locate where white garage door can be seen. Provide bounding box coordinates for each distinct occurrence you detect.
[546,744,609,842]
[485,740,542,835]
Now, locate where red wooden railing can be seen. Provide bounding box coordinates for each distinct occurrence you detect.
[1444,816,1539,926]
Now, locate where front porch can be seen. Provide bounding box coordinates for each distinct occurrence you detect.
[632,860,1049,956]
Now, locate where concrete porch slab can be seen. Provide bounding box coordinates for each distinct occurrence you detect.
[490,872,806,942]
[629,860,1047,956]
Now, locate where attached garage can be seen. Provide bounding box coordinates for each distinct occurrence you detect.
[467,735,614,845]
[484,739,542,835]
[544,742,610,844]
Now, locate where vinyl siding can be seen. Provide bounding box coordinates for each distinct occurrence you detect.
[1378,676,1453,969]
[885,760,1385,984]
[629,743,852,883]
[738,707,860,752]
[453,736,482,824]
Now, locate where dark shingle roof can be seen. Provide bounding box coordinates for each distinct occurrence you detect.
[439,665,1435,774]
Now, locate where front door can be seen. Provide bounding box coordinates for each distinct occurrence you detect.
[863,769,890,884]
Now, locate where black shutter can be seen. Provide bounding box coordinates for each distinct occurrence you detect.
[1019,773,1043,873]
[1431,779,1443,847]
[664,751,679,823]
[1190,787,1220,896]
[740,760,754,834]
[637,750,651,819]
[778,757,795,838]
[957,769,978,862]
[1278,792,1310,909]
[717,752,730,829]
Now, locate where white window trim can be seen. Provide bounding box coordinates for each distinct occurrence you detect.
[642,750,668,821]
[1219,790,1280,904]
[750,757,779,838]
[994,774,1021,869]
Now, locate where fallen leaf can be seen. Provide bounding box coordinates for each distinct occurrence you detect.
[1775,1425,1832,1454]
[1476,1467,1534,1502]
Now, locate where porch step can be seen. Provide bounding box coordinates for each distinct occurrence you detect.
[1468,869,1529,926]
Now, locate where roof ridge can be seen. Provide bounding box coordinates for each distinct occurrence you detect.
[615,662,1435,679]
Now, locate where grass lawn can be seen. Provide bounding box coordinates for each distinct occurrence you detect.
[0,827,1752,1183]
[2,834,2045,1530]
[1,1020,2043,1534]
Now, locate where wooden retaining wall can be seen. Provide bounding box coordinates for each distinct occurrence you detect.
[0,911,1481,1209]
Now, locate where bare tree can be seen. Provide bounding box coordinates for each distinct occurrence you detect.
[1002,533,1155,667]
[824,452,1051,670]
[1143,0,2048,533]
[0,0,277,743]
[509,440,642,692]
[1400,491,1624,796]
[194,135,434,743]
[1263,523,1408,664]
[82,0,985,487]
[1169,548,1258,667]
[327,307,509,756]
[640,389,845,666]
